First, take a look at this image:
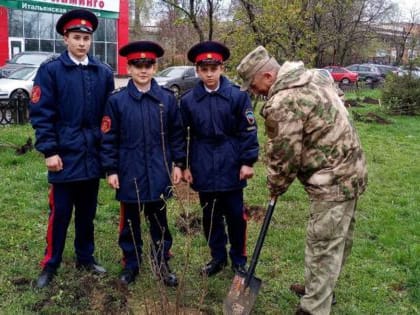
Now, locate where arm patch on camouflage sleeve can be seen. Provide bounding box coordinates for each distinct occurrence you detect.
[265,118,278,139]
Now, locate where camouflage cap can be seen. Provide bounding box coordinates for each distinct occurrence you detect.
[237,46,271,91]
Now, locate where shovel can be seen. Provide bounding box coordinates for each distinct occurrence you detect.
[223,196,278,315]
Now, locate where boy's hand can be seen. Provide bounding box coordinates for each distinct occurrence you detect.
[240,165,254,180]
[183,168,193,184]
[172,166,182,184]
[107,174,120,189]
[45,155,63,172]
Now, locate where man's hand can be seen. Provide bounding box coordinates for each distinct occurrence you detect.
[45,155,63,172]
[239,165,254,180]
[172,166,182,184]
[107,174,120,189]
[183,168,193,184]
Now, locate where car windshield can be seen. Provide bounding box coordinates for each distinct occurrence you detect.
[8,67,37,80]
[10,54,48,65]
[157,67,186,78]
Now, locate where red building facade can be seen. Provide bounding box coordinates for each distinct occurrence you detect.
[0,0,129,75]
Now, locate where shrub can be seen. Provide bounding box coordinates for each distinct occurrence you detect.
[381,74,420,115]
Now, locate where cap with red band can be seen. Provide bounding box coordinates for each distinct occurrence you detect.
[195,52,223,63]
[126,52,157,62]
[187,41,230,65]
[63,19,93,34]
[56,9,98,35]
[119,41,164,65]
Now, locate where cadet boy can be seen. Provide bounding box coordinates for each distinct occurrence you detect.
[29,9,115,289]
[237,46,367,315]
[180,41,259,277]
[100,41,185,287]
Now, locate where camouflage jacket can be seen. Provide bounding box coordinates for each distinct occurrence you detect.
[261,61,367,201]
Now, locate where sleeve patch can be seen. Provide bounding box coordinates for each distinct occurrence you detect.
[31,85,41,104]
[245,110,256,125]
[101,116,112,133]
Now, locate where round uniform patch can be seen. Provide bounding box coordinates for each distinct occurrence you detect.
[101,116,111,133]
[31,85,41,104]
[245,110,255,125]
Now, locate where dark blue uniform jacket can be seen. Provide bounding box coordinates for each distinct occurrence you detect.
[100,79,186,203]
[180,76,259,192]
[29,51,115,183]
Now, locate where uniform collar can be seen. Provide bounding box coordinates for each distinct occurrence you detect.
[68,51,89,65]
[60,51,99,67]
[127,78,165,103]
[192,75,231,101]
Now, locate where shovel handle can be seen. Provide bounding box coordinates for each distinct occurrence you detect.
[245,196,278,287]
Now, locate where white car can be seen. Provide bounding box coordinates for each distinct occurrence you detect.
[0,66,38,100]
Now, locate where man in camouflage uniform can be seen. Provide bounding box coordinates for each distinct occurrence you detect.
[237,46,367,315]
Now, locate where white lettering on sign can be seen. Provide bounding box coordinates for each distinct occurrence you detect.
[26,0,119,12]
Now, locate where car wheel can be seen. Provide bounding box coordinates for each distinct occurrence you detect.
[170,85,180,97]
[365,77,373,84]
[341,78,350,85]
[10,89,30,100]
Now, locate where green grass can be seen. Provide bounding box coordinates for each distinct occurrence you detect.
[0,91,419,314]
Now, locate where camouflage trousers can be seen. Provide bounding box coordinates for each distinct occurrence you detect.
[300,199,357,315]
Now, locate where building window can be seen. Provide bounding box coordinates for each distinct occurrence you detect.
[24,11,39,38]
[9,10,23,37]
[107,43,117,69]
[25,39,39,51]
[39,13,55,40]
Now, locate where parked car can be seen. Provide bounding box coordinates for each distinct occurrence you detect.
[154,66,199,97]
[400,65,420,78]
[0,66,38,100]
[324,66,358,84]
[345,64,382,84]
[366,64,402,78]
[0,51,57,78]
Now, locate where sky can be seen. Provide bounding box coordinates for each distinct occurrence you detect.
[396,0,420,18]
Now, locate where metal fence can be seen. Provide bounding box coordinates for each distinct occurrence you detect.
[0,96,29,126]
[338,80,383,92]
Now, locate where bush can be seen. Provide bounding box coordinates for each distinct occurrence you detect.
[381,74,420,115]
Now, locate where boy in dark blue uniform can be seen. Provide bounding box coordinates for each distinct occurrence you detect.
[100,41,185,287]
[29,9,115,288]
[180,41,259,276]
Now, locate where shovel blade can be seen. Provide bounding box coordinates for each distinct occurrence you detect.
[223,272,262,315]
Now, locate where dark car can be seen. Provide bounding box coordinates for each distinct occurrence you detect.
[324,66,358,84]
[0,51,57,78]
[345,64,383,84]
[154,66,199,97]
[367,64,402,78]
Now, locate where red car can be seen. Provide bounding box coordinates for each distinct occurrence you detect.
[324,66,358,84]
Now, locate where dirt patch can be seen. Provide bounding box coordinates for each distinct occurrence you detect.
[31,273,130,314]
[244,204,266,223]
[174,181,199,204]
[390,282,407,292]
[175,211,202,235]
[363,97,380,105]
[353,112,392,124]
[344,99,363,108]
[129,297,210,315]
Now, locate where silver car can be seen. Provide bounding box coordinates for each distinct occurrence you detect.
[0,66,38,100]
[154,66,199,97]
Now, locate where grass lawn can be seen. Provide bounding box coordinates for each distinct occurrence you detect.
[0,89,419,314]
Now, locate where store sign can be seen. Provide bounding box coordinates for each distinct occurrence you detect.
[0,0,120,18]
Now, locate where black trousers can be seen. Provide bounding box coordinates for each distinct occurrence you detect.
[199,189,247,266]
[41,179,100,271]
[118,200,173,271]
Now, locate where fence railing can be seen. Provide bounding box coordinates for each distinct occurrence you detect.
[0,96,29,126]
[338,80,383,92]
